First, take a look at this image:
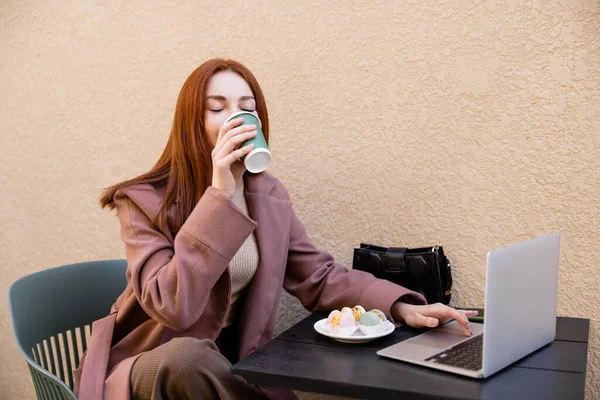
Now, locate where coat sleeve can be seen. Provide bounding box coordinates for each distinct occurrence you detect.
[281,191,426,319]
[114,186,257,331]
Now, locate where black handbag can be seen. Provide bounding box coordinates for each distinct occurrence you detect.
[352,243,453,305]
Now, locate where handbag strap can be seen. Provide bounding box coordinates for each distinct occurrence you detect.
[386,247,407,272]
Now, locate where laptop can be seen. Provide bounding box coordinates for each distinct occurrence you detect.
[377,232,561,379]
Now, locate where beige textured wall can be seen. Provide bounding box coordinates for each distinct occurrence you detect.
[1,1,599,398]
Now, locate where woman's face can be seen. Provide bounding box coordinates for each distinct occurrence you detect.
[204,70,257,147]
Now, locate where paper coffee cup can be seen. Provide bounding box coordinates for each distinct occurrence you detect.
[224,111,272,174]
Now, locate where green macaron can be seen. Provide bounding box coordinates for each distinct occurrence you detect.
[370,309,387,322]
[359,311,386,326]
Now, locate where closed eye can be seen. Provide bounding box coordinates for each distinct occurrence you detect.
[208,108,255,113]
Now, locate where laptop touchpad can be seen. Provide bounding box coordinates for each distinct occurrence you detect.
[407,322,471,349]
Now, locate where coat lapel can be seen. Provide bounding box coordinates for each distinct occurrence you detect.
[237,173,292,359]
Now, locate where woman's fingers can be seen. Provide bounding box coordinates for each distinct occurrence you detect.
[444,308,473,336]
[436,305,473,336]
[445,306,471,325]
[413,304,474,336]
[424,303,471,323]
[223,143,255,165]
[216,123,256,150]
[212,121,256,169]
[216,117,244,145]
[216,129,257,158]
[410,313,440,328]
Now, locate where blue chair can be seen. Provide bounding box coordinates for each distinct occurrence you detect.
[8,260,127,399]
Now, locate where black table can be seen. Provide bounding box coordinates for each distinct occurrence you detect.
[231,312,590,400]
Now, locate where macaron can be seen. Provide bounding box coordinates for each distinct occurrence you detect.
[326,309,358,336]
[327,310,339,324]
[341,307,354,315]
[359,311,383,327]
[351,305,366,321]
[370,309,387,322]
[328,310,355,328]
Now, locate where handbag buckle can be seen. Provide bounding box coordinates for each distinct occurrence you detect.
[386,247,407,272]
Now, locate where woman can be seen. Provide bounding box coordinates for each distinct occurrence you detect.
[74,58,475,400]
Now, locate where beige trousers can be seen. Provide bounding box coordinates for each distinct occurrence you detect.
[130,334,270,400]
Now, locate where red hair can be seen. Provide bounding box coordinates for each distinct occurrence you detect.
[100,59,270,234]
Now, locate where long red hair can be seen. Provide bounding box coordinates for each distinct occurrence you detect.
[100,59,270,234]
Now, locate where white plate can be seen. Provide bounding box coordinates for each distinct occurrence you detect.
[313,319,395,344]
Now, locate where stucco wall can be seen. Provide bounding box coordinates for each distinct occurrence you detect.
[1,1,598,398]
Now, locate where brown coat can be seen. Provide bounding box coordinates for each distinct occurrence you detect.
[74,172,426,400]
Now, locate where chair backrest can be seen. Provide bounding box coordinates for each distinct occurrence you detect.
[8,260,128,399]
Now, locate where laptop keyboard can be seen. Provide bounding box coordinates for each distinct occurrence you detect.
[424,334,483,371]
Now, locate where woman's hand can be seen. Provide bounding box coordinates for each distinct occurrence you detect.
[211,117,257,197]
[391,302,478,337]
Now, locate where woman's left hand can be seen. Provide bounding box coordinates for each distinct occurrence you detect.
[391,302,478,337]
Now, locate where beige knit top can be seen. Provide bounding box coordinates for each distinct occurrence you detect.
[223,178,260,327]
